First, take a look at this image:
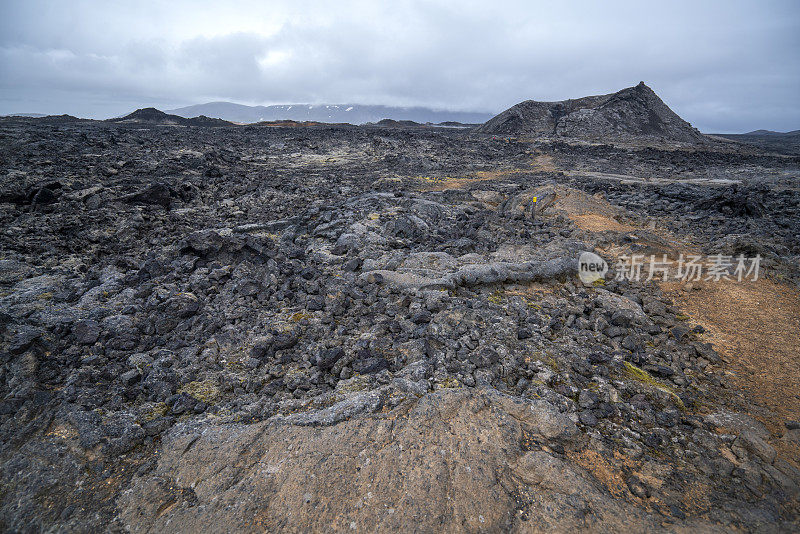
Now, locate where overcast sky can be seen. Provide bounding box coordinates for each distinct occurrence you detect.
[1,0,798,132]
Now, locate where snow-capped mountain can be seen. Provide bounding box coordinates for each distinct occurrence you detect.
[165,102,492,125]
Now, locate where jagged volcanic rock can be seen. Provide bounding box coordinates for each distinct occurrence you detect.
[0,115,799,532]
[476,82,706,143]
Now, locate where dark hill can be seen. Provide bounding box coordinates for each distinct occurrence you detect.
[372,118,422,128]
[0,114,90,124]
[476,82,705,143]
[108,108,232,127]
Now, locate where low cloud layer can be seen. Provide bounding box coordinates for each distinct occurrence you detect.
[1,0,798,132]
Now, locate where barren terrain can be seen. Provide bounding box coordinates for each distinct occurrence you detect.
[1,115,799,532]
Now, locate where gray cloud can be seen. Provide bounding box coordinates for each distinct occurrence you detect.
[0,0,798,131]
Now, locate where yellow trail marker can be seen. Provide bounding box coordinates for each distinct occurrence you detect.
[532,197,537,202]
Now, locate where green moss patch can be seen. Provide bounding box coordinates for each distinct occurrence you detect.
[622,361,685,410]
[178,380,221,404]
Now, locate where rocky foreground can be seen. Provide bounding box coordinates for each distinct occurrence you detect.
[1,117,799,532]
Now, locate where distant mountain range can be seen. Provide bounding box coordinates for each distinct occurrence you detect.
[739,129,800,136]
[714,129,800,155]
[3,104,797,152]
[164,102,493,125]
[1,113,47,118]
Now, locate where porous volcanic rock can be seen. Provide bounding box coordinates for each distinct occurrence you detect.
[0,114,798,532]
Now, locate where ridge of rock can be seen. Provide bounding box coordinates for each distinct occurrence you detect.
[476,82,706,143]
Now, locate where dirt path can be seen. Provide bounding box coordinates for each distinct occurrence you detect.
[664,280,800,444]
